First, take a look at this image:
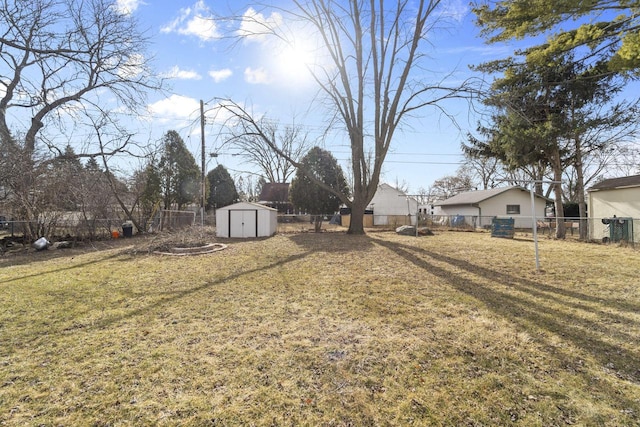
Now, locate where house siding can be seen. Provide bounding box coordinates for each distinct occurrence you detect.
[588,187,640,242]
[589,187,640,219]
[439,189,547,228]
[368,184,418,226]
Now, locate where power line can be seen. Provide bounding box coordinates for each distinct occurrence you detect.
[334,158,464,165]
[385,159,464,165]
[329,150,463,157]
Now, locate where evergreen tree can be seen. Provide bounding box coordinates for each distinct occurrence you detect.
[290,147,349,232]
[158,130,200,210]
[207,165,239,209]
[85,157,101,172]
[474,0,640,76]
[139,160,162,224]
[469,51,638,238]
[49,145,84,210]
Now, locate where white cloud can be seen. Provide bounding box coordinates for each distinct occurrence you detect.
[244,67,270,84]
[117,53,145,79]
[161,0,219,42]
[115,0,141,15]
[163,66,202,80]
[209,68,233,83]
[237,7,283,43]
[148,94,200,122]
[441,0,468,23]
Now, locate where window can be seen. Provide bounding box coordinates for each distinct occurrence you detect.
[506,204,520,215]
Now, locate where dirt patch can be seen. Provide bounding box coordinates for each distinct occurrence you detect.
[0,235,131,266]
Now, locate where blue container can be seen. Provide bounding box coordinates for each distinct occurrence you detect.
[491,218,514,239]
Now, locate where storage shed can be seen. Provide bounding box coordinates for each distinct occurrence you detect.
[215,202,277,238]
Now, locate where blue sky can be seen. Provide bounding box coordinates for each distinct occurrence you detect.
[118,0,518,193]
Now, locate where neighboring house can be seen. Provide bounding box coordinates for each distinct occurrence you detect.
[435,186,551,229]
[367,183,418,226]
[587,174,640,242]
[258,182,292,213]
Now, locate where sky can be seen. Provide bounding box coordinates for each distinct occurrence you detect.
[113,0,522,193]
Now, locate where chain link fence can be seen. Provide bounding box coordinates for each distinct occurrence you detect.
[0,218,128,241]
[413,214,638,247]
[2,212,636,248]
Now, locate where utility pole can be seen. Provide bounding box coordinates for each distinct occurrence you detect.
[399,194,421,237]
[200,99,205,226]
[497,179,560,271]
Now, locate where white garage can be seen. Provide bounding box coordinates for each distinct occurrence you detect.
[215,202,278,238]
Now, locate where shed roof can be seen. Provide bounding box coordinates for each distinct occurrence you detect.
[588,174,640,191]
[435,186,550,206]
[217,202,277,211]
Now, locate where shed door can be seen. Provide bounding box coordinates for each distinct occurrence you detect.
[229,210,258,238]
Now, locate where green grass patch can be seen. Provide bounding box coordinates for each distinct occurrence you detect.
[1,231,639,425]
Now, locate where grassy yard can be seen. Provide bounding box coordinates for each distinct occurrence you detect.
[1,229,639,426]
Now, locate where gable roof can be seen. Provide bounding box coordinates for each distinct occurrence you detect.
[435,186,550,206]
[378,183,404,194]
[217,202,277,211]
[588,175,640,191]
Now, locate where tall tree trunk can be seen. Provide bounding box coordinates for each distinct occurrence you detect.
[348,196,367,235]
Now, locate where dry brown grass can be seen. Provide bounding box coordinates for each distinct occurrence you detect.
[1,229,639,426]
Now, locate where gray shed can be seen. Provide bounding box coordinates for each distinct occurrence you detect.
[215,202,278,238]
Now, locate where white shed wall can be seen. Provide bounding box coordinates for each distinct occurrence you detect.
[258,208,278,237]
[216,202,277,238]
[216,208,230,238]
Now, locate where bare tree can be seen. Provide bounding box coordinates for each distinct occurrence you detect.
[228,0,473,234]
[429,170,475,200]
[460,149,500,190]
[612,143,640,177]
[0,0,161,237]
[217,103,312,183]
[236,174,265,202]
[414,187,432,206]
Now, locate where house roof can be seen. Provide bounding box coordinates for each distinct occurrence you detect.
[258,182,289,203]
[588,174,640,191]
[378,183,403,194]
[435,186,550,206]
[372,183,417,201]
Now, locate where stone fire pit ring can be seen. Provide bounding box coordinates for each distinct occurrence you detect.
[153,242,227,256]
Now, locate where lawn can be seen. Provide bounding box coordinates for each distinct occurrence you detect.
[1,229,639,426]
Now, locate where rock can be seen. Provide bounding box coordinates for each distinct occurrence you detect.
[53,241,73,249]
[395,225,433,236]
[396,225,414,235]
[418,227,434,236]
